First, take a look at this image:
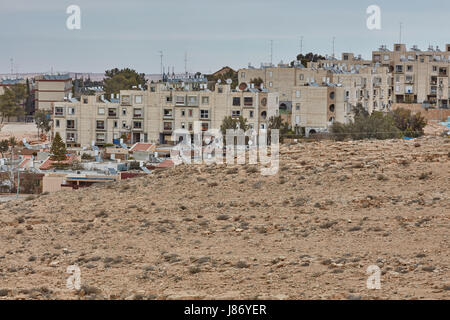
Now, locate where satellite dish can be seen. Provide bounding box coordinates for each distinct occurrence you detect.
[226,79,232,84]
[239,82,248,91]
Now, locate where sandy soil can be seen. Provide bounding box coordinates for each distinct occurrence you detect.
[0,136,448,300]
[0,123,40,142]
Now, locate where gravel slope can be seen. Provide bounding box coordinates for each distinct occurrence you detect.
[0,136,449,300]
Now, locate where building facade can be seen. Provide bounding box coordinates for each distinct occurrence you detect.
[53,83,279,147]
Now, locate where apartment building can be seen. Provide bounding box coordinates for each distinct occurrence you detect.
[291,84,352,136]
[372,43,450,107]
[238,61,391,135]
[35,74,72,111]
[53,83,279,147]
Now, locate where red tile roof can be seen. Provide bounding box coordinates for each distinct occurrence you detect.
[156,160,174,169]
[130,143,155,152]
[39,154,77,170]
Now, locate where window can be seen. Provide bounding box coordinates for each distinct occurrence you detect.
[202,96,209,104]
[133,108,143,118]
[121,95,131,105]
[407,65,413,72]
[269,82,273,87]
[188,109,193,117]
[163,122,172,131]
[181,109,185,117]
[98,107,105,115]
[299,74,304,80]
[241,72,245,79]
[166,96,172,103]
[233,97,241,106]
[188,123,193,131]
[181,122,185,129]
[200,110,209,119]
[133,121,142,129]
[150,86,156,92]
[96,120,105,130]
[83,98,88,104]
[122,121,127,129]
[55,119,60,127]
[164,109,173,117]
[55,107,64,116]
[66,120,75,129]
[395,65,403,73]
[249,110,254,118]
[244,97,253,106]
[261,97,267,106]
[433,66,438,72]
[113,121,118,129]
[329,92,335,99]
[122,108,126,116]
[108,108,117,117]
[134,95,143,104]
[296,90,301,98]
[269,71,273,77]
[68,107,75,115]
[218,87,223,93]
[296,104,300,111]
[175,95,185,105]
[201,122,209,131]
[96,133,105,142]
[187,95,199,106]
[232,110,241,117]
[329,104,335,112]
[66,133,76,142]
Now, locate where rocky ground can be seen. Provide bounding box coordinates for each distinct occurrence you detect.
[0,136,449,300]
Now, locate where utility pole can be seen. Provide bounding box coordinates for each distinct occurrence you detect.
[332,37,336,58]
[184,51,188,76]
[270,40,273,66]
[300,36,303,54]
[158,51,163,78]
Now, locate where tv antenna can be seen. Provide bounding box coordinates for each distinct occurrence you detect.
[270,40,273,65]
[158,51,163,76]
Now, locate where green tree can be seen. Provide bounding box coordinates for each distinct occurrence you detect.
[206,68,238,90]
[220,116,250,146]
[292,52,326,67]
[50,132,67,161]
[0,84,27,122]
[267,115,292,143]
[34,110,52,137]
[250,77,264,88]
[331,105,401,141]
[103,68,147,98]
[0,140,9,157]
[392,108,427,138]
[220,116,249,135]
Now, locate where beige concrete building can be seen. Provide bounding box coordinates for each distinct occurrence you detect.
[53,83,279,147]
[35,74,72,111]
[372,43,450,107]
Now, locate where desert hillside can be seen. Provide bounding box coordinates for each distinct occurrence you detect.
[0,136,449,300]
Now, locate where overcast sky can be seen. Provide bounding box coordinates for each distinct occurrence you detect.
[1,0,450,74]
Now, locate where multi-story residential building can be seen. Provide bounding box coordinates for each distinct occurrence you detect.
[372,43,450,107]
[53,83,279,147]
[291,84,350,136]
[34,74,72,111]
